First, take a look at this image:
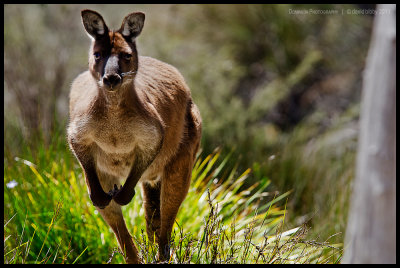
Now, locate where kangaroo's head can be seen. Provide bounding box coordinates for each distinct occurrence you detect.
[81,9,145,91]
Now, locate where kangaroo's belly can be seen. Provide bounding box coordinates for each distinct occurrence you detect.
[94,130,137,154]
[92,122,162,180]
[95,146,135,179]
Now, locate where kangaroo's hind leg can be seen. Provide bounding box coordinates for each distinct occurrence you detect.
[141,177,162,244]
[96,171,139,264]
[157,150,193,262]
[156,101,202,262]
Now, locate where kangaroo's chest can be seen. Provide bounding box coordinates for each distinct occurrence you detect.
[93,120,136,154]
[89,109,160,179]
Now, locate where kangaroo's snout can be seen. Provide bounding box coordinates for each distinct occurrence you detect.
[103,55,122,90]
[103,73,122,89]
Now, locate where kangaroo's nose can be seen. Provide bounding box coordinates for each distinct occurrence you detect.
[103,74,121,90]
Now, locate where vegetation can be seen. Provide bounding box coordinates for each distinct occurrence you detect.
[4,4,373,263]
[4,134,341,263]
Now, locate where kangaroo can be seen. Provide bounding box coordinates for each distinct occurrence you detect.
[67,9,202,263]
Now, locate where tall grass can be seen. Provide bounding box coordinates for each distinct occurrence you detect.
[4,134,342,263]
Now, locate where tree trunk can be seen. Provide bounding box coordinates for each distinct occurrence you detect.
[342,4,396,264]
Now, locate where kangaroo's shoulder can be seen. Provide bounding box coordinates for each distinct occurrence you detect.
[71,70,97,90]
[137,56,187,85]
[138,56,179,72]
[69,71,98,116]
[136,56,191,99]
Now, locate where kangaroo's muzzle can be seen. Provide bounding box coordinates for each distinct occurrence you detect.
[103,55,122,90]
[103,73,122,90]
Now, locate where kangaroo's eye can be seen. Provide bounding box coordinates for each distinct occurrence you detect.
[94,52,101,61]
[123,53,132,61]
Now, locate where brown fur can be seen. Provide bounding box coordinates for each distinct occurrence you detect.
[67,10,202,263]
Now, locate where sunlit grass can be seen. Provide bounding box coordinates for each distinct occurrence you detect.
[4,136,342,264]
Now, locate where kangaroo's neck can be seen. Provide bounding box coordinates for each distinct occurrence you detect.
[98,81,133,106]
[94,80,151,120]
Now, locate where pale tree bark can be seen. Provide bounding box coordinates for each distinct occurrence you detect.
[342,4,396,264]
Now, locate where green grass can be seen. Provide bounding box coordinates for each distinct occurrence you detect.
[4,134,342,264]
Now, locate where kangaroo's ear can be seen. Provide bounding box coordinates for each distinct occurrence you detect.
[81,9,109,40]
[119,12,145,43]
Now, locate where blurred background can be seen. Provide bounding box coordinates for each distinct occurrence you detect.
[4,4,375,245]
